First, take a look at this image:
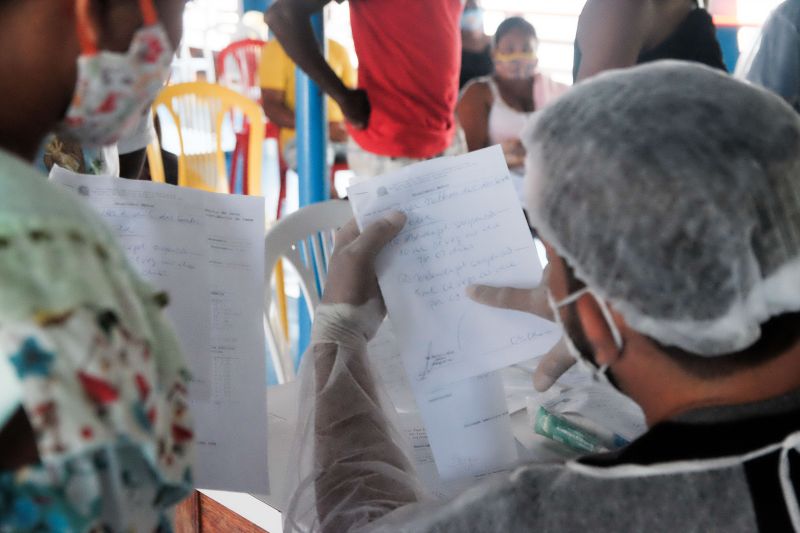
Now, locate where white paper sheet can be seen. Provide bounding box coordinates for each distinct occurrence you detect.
[348,146,561,392]
[418,373,518,480]
[369,322,518,483]
[51,167,269,494]
[55,173,214,400]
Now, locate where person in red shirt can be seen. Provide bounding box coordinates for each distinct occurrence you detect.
[266,0,467,183]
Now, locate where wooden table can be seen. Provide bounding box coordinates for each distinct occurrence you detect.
[174,383,300,533]
[175,491,269,533]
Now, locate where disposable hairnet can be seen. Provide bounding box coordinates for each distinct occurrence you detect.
[522,61,800,356]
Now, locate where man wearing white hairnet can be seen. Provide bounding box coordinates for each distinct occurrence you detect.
[285,61,800,532]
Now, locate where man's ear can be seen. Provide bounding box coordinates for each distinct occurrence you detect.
[575,294,624,367]
[542,242,569,297]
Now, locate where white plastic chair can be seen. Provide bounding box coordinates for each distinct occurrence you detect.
[264,200,353,383]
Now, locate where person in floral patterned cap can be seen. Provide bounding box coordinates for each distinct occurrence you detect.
[0,0,193,531]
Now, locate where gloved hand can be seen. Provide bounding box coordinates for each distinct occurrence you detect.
[467,268,576,392]
[322,212,407,308]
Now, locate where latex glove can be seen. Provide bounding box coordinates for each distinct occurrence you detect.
[322,212,407,307]
[340,88,371,130]
[467,268,577,392]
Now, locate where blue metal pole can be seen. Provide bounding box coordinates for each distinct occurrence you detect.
[716,26,740,73]
[242,0,270,13]
[296,14,329,205]
[295,12,328,362]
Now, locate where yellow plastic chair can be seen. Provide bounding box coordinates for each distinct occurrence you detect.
[147,81,263,195]
[147,82,290,344]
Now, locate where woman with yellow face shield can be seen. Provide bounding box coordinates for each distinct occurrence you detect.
[457,17,567,204]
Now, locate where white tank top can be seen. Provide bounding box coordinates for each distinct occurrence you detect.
[481,75,568,204]
[484,74,569,146]
[485,77,534,146]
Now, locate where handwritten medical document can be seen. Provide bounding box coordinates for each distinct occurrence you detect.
[51,167,269,494]
[349,146,561,392]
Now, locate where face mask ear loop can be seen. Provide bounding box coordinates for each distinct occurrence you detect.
[592,293,625,353]
[554,287,589,309]
[76,0,99,56]
[779,432,800,532]
[139,0,159,26]
[594,363,611,383]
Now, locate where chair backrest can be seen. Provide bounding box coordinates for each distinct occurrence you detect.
[174,41,217,84]
[217,39,266,104]
[264,200,353,383]
[148,82,265,195]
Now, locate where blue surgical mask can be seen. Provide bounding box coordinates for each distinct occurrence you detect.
[461,8,484,32]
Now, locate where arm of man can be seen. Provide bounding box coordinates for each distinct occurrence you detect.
[266,0,370,128]
[261,89,296,130]
[310,338,418,531]
[286,216,421,532]
[326,41,356,143]
[575,0,650,82]
[259,41,296,130]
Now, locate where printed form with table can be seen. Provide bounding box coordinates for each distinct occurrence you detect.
[51,145,645,528]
